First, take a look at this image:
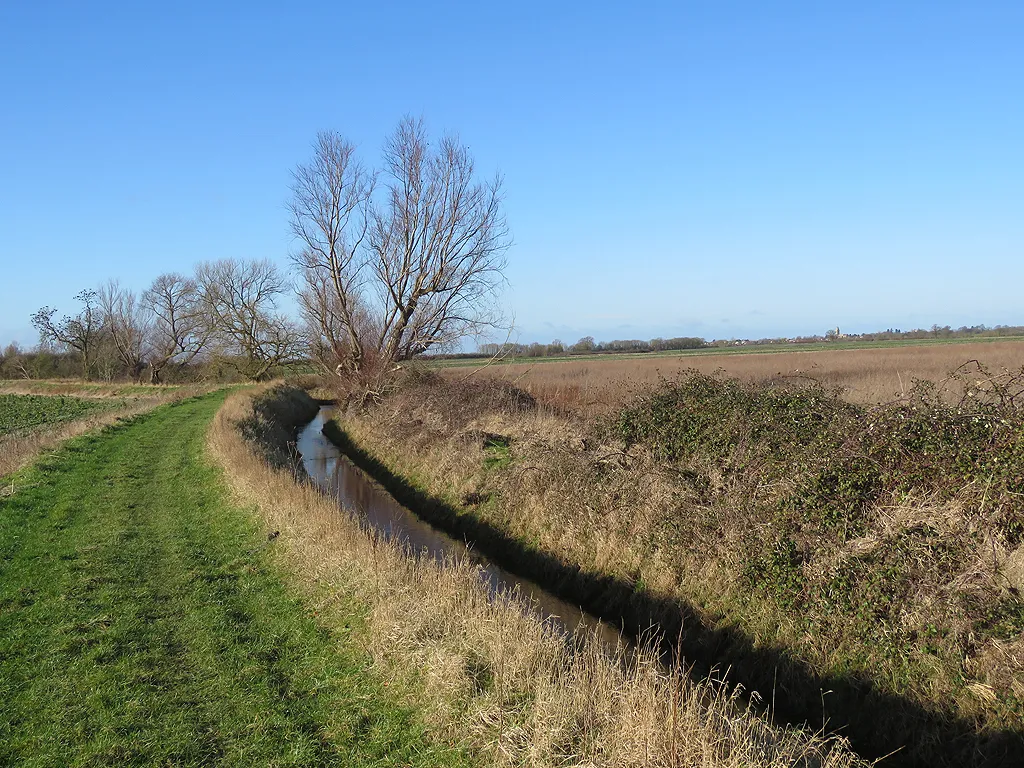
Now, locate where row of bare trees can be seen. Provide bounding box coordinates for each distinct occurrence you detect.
[22,118,511,386]
[30,260,297,382]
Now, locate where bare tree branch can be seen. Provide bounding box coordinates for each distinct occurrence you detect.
[141,272,209,383]
[195,258,301,381]
[31,289,103,380]
[98,280,150,382]
[290,132,375,373]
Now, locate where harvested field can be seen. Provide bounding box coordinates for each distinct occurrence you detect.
[454,340,1024,413]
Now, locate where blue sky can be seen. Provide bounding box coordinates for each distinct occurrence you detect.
[1,1,1022,347]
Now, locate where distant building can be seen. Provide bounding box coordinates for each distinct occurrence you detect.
[825,326,848,341]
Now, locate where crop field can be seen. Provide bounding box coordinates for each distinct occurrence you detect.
[454,338,1024,412]
[0,384,203,481]
[0,393,120,436]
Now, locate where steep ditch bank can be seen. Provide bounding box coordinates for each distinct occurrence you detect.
[300,407,629,655]
[324,373,1024,768]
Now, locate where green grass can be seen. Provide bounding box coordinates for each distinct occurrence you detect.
[427,334,1024,368]
[482,436,513,470]
[0,392,473,767]
[0,393,122,436]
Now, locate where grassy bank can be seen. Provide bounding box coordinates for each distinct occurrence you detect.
[329,369,1024,767]
[0,391,471,766]
[210,385,863,767]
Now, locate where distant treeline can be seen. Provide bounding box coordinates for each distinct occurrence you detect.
[726,324,1024,347]
[6,318,1024,381]
[851,324,1024,341]
[0,344,148,382]
[470,336,708,359]
[433,324,1024,361]
[1,260,316,384]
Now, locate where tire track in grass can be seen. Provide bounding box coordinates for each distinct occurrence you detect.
[0,392,473,767]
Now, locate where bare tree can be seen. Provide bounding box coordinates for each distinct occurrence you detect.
[371,117,510,362]
[141,272,208,383]
[291,132,375,374]
[291,117,510,387]
[31,289,103,379]
[196,258,301,381]
[0,342,31,380]
[98,280,150,382]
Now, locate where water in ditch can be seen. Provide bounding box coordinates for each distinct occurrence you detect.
[296,405,631,655]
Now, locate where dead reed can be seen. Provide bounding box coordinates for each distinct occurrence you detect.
[457,340,1024,414]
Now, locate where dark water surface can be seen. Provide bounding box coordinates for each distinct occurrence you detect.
[296,406,629,654]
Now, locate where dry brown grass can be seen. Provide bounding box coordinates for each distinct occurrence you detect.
[457,341,1024,413]
[0,382,211,482]
[207,385,864,768]
[337,371,1024,766]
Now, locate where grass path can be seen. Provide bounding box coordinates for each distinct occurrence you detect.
[0,392,471,767]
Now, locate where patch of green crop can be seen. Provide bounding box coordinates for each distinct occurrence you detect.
[0,394,120,435]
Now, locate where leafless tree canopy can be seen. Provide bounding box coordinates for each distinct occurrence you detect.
[27,261,300,383]
[196,258,301,381]
[99,280,150,382]
[31,289,103,379]
[290,132,374,373]
[141,273,208,383]
[292,117,510,380]
[21,119,508,386]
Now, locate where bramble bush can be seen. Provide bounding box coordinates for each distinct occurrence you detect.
[613,365,1024,543]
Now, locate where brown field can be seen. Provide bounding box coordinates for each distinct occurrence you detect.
[457,340,1024,413]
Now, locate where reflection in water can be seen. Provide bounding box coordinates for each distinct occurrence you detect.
[296,406,629,654]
